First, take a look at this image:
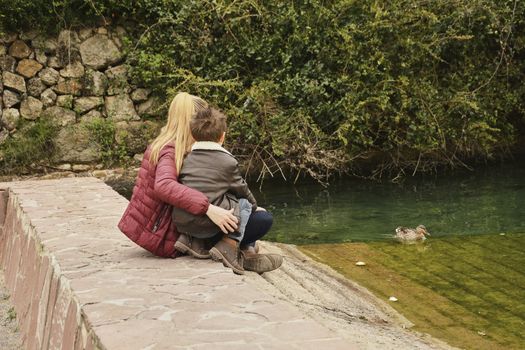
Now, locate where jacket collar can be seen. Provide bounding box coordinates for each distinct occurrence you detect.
[191,141,232,155]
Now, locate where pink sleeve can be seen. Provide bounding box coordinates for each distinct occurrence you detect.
[153,146,209,215]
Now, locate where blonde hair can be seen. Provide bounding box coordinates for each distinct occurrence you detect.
[149,92,208,172]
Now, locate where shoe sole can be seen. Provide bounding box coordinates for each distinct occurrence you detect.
[174,241,211,259]
[209,247,245,275]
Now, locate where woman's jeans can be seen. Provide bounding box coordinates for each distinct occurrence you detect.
[210,210,273,248]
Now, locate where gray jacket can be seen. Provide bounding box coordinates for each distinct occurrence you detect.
[172,142,257,237]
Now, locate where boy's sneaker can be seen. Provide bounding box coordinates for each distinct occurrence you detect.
[242,253,283,274]
[174,234,211,259]
[209,240,245,275]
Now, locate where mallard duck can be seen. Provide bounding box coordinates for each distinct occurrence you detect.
[395,225,430,242]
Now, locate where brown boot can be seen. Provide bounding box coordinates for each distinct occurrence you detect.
[242,252,283,274]
[174,234,211,259]
[209,238,244,275]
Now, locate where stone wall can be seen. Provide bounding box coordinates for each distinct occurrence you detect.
[0,27,162,170]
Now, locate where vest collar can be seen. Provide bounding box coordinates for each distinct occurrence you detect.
[191,141,232,155]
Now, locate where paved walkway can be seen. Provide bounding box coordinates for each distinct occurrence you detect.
[0,178,452,349]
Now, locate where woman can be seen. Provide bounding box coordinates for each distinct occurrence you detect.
[118,92,281,273]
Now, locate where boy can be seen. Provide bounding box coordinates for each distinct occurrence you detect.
[172,107,257,274]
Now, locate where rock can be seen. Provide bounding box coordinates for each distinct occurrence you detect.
[41,106,76,126]
[27,78,47,97]
[72,164,91,171]
[20,97,43,120]
[97,27,108,35]
[8,40,32,58]
[32,36,57,54]
[53,78,82,96]
[56,95,74,109]
[81,109,103,122]
[0,33,18,44]
[0,46,5,56]
[55,163,72,171]
[20,30,39,41]
[16,59,43,78]
[137,96,164,117]
[3,90,21,108]
[133,153,144,164]
[74,96,104,114]
[78,28,94,41]
[38,67,60,86]
[389,296,398,302]
[54,124,101,163]
[105,65,129,95]
[58,30,80,48]
[105,94,139,121]
[1,108,20,130]
[34,49,47,65]
[41,88,57,107]
[3,72,26,93]
[130,88,150,103]
[47,56,63,69]
[355,261,366,266]
[0,55,17,72]
[60,61,85,78]
[80,34,122,70]
[82,69,108,96]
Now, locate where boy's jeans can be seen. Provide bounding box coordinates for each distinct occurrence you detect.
[228,198,252,243]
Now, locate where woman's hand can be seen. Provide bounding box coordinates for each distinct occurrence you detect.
[206,204,239,233]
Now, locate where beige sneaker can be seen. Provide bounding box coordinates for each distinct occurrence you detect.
[209,239,245,275]
[242,253,283,273]
[174,234,211,259]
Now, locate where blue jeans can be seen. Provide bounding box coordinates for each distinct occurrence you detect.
[209,210,273,248]
[228,198,252,243]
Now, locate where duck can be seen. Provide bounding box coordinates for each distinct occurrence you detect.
[395,225,430,242]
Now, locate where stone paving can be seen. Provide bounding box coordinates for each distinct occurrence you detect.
[0,178,452,349]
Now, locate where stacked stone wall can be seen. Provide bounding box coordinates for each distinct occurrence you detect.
[0,27,162,170]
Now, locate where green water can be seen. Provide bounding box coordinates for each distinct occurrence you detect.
[255,160,525,244]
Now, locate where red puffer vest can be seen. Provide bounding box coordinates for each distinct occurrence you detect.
[118,143,209,257]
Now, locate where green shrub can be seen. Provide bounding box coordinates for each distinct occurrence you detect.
[0,118,59,174]
[2,0,524,181]
[84,118,129,167]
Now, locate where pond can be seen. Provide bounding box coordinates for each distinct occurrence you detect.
[256,160,525,244]
[250,159,523,350]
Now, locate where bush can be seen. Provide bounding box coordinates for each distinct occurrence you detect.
[0,119,59,174]
[1,0,524,181]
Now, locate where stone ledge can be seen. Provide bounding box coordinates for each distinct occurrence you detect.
[0,178,451,350]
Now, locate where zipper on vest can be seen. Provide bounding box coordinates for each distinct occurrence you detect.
[152,204,168,232]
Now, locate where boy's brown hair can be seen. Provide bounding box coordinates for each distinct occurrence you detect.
[190,107,227,142]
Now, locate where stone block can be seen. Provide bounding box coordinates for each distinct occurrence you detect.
[80,34,122,70]
[3,89,21,108]
[82,69,107,96]
[3,71,26,93]
[53,78,82,96]
[74,96,103,114]
[38,67,60,86]
[130,88,150,103]
[41,88,57,107]
[8,40,32,58]
[20,96,43,120]
[60,61,85,78]
[56,95,74,109]
[27,77,47,97]
[0,54,17,72]
[105,94,139,121]
[54,124,101,163]
[41,106,76,126]
[1,108,20,130]
[16,59,43,78]
[105,65,130,95]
